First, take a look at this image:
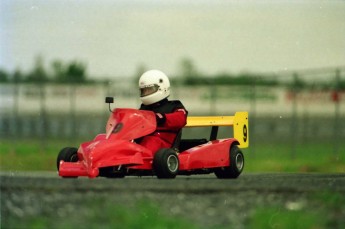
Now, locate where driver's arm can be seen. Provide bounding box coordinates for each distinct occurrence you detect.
[156,108,187,130]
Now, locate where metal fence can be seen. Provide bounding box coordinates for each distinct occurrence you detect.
[1,67,344,158]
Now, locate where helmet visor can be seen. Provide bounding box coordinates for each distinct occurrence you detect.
[140,84,159,97]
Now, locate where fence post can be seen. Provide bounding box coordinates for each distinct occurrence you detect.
[70,83,77,144]
[333,69,341,159]
[290,73,299,160]
[250,76,257,155]
[209,81,217,115]
[39,82,47,153]
[13,81,19,138]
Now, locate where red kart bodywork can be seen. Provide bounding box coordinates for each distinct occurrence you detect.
[178,139,234,171]
[58,108,241,178]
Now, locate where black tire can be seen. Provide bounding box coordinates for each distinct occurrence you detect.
[57,147,78,171]
[215,144,244,179]
[153,148,179,179]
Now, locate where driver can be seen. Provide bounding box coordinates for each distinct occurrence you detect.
[137,69,188,154]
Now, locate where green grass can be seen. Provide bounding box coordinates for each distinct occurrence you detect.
[4,190,344,229]
[244,141,345,173]
[0,139,68,171]
[249,207,326,229]
[249,192,345,229]
[4,199,200,229]
[1,138,344,173]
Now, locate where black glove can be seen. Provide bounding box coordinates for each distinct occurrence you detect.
[155,113,166,126]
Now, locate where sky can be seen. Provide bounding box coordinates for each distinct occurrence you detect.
[1,0,345,79]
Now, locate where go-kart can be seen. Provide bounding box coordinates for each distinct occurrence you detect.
[57,97,249,179]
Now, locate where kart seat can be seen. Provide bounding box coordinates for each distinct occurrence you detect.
[171,130,208,152]
[171,130,182,152]
[179,138,208,152]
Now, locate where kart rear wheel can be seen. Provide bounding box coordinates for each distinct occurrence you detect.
[215,144,244,179]
[153,148,179,179]
[57,147,78,171]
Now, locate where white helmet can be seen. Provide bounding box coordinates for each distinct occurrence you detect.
[139,70,170,105]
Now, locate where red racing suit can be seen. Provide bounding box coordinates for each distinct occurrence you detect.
[138,99,188,154]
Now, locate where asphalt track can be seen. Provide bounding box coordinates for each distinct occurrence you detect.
[1,172,345,192]
[1,172,345,228]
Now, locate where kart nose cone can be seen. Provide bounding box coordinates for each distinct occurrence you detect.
[88,168,99,178]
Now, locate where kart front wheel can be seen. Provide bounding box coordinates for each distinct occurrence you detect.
[153,148,179,179]
[215,144,244,179]
[57,147,78,171]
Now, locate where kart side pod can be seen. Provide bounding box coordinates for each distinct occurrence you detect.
[185,112,249,148]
